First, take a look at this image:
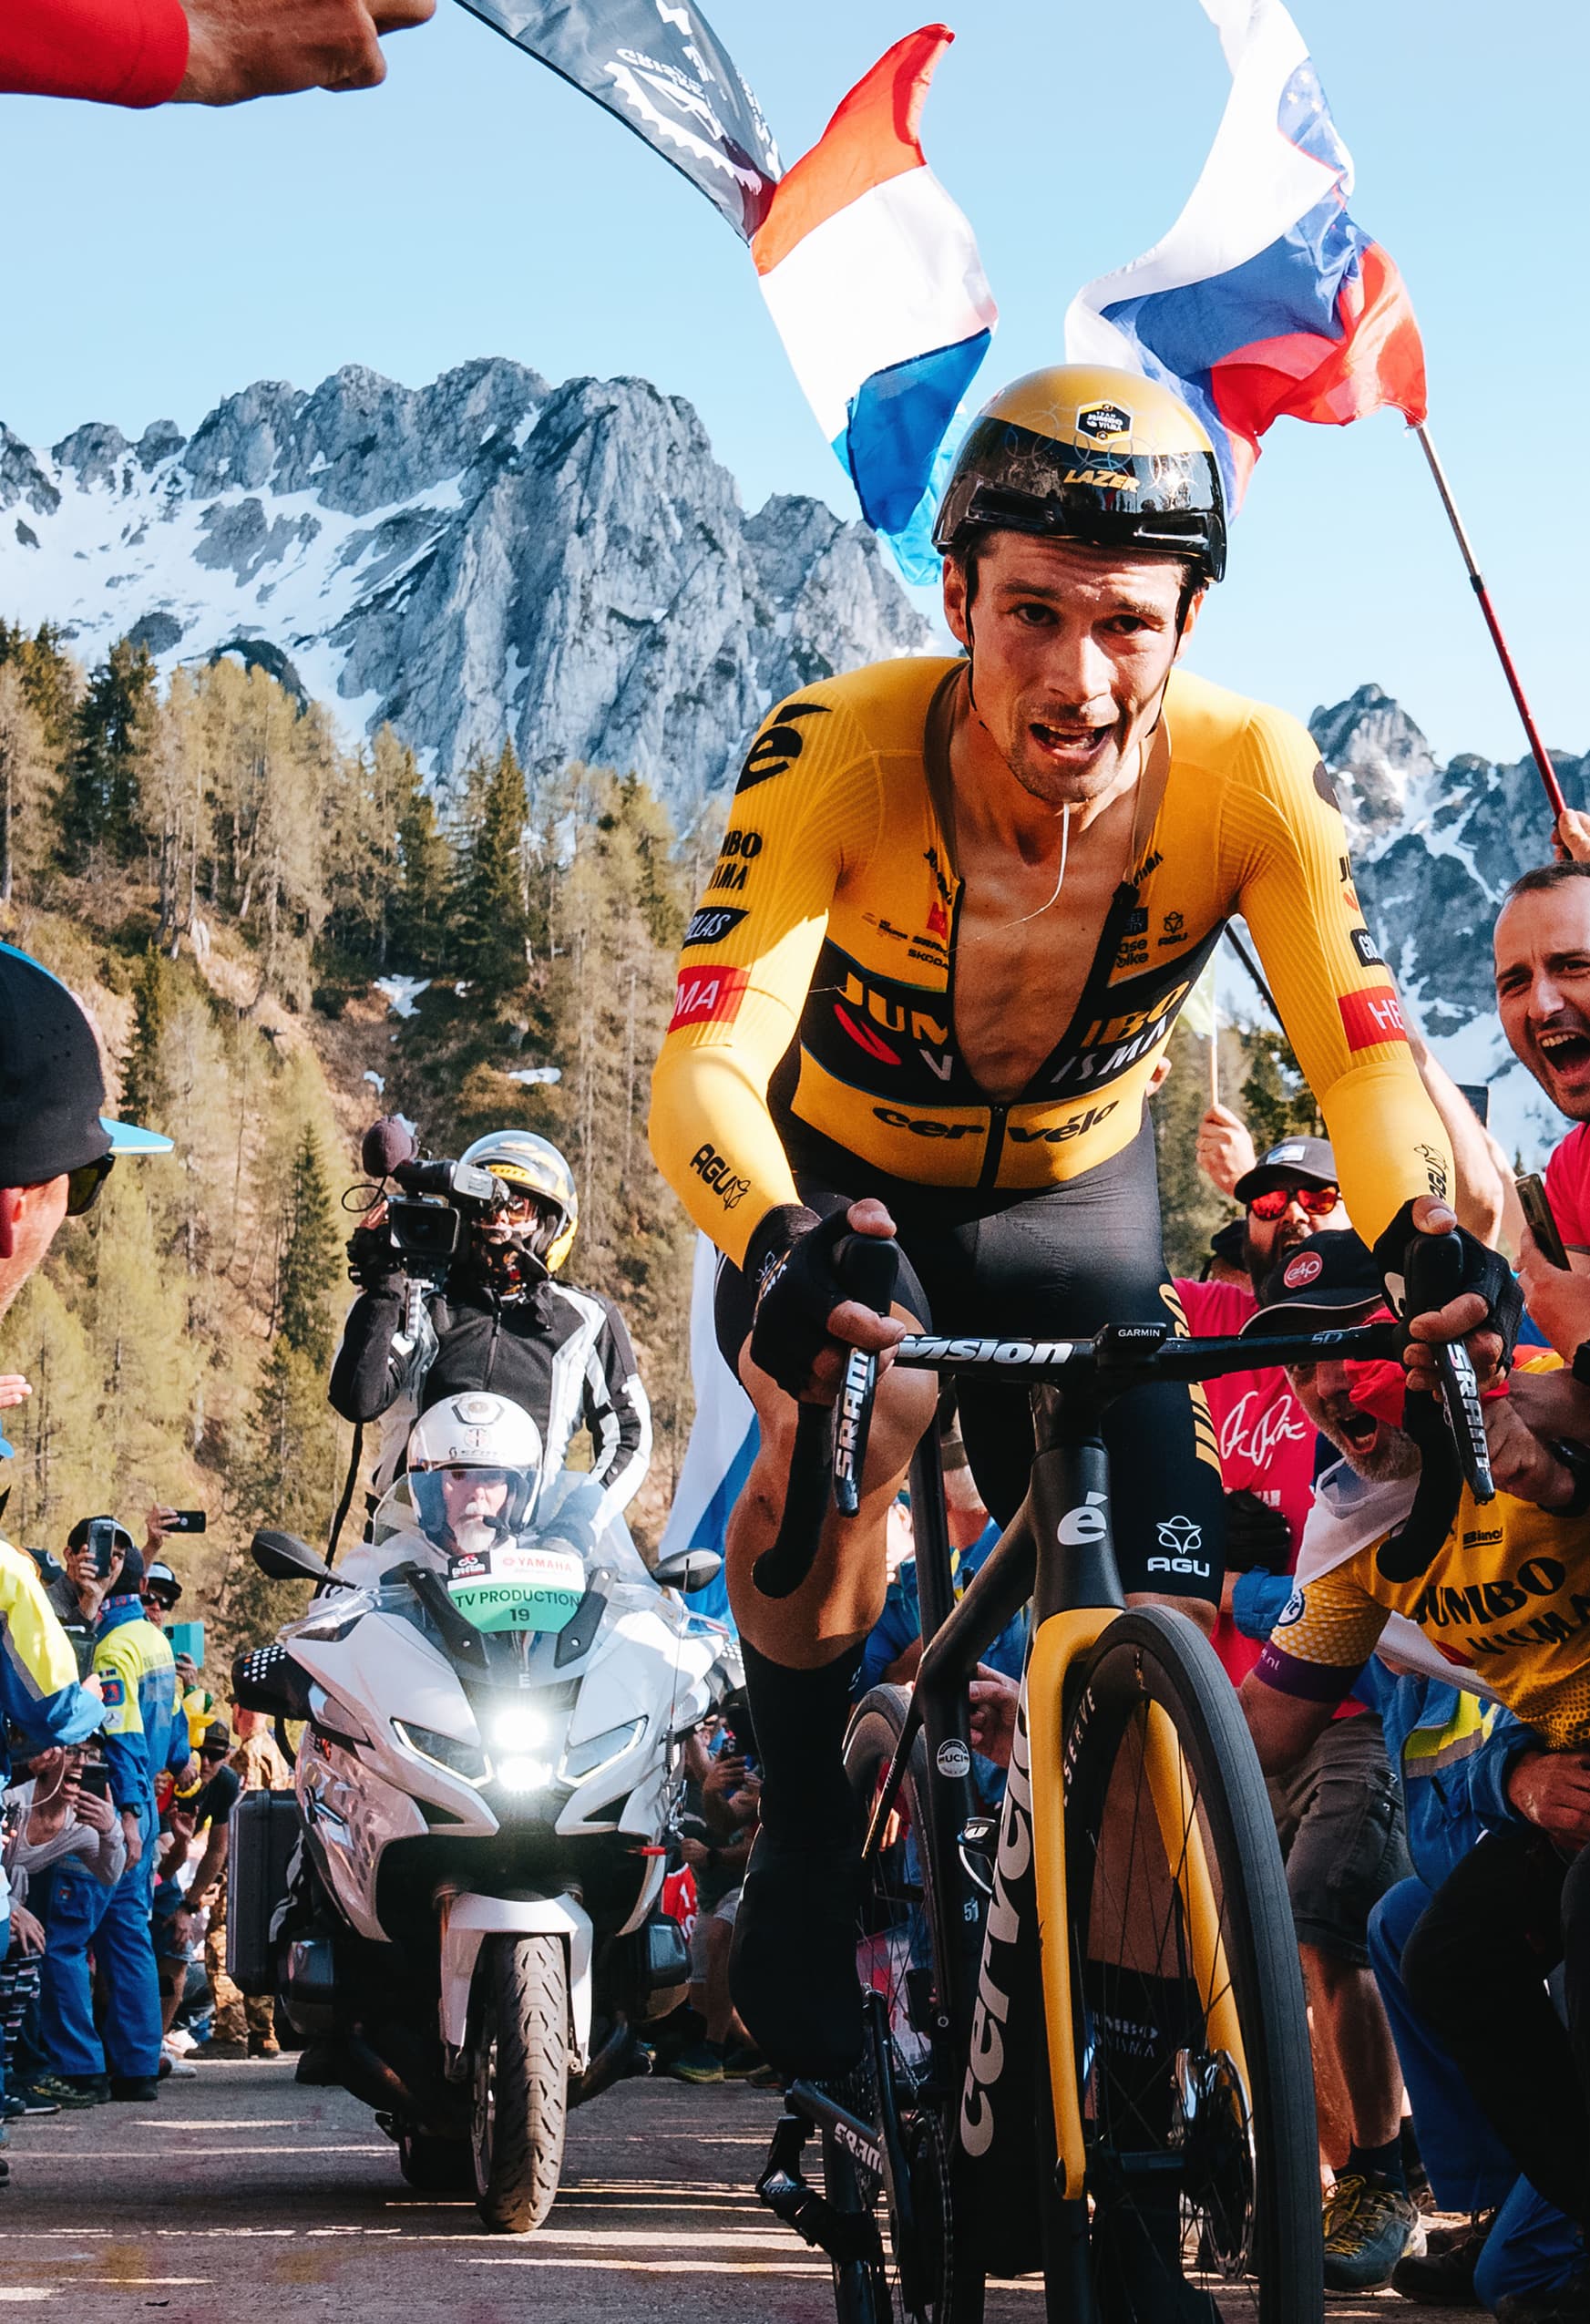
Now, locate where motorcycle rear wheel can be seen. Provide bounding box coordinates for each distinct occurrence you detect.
[471,1932,569,2233]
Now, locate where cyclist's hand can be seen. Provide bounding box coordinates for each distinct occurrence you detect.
[1383,1194,1516,1396]
[1482,1395,1575,1510]
[1223,1487,1292,1574]
[1506,1747,1590,1846]
[968,1665,1019,1769]
[1195,1105,1256,1198]
[749,1200,905,1402]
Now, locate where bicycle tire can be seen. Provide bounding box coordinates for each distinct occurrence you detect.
[1059,1608,1322,2324]
[844,1685,986,2324]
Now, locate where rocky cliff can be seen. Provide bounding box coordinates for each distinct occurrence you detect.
[0,358,929,825]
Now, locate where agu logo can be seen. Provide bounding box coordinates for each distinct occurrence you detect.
[1155,1514,1203,1556]
[1283,1250,1324,1290]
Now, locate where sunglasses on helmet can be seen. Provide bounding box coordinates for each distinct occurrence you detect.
[65,1155,115,1217]
[1247,1183,1339,1222]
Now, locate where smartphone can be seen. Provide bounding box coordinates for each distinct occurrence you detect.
[165,1511,207,1535]
[77,1763,111,1802]
[1517,1173,1571,1270]
[164,1620,204,1671]
[86,1517,119,1579]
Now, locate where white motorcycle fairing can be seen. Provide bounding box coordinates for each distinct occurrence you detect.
[439,1891,594,2062]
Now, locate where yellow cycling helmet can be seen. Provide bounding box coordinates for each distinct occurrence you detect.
[461,1130,580,1274]
[932,365,1226,584]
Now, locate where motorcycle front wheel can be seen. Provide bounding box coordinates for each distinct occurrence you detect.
[471,1932,569,2233]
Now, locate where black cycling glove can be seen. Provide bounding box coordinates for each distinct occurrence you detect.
[747,1207,899,1400]
[1369,1199,1523,1367]
[1222,1487,1293,1575]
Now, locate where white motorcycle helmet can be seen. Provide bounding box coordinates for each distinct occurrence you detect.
[406,1393,546,1558]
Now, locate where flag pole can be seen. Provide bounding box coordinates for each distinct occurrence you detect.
[1414,423,1566,822]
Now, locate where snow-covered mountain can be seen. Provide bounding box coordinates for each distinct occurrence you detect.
[1312,682,1587,1167]
[0,358,928,825]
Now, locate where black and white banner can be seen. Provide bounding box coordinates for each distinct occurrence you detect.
[453,0,782,240]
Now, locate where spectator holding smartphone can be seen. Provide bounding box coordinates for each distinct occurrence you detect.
[11,1746,126,2110]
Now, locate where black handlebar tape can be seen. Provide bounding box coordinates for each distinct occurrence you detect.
[752,1401,835,1599]
[1376,1386,1468,1583]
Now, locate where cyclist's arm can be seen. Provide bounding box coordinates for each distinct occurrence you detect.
[648,694,882,1269]
[1237,1560,1389,1774]
[1229,706,1453,1245]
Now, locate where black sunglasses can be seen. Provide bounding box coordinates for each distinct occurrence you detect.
[65,1156,115,1217]
[200,1744,229,1760]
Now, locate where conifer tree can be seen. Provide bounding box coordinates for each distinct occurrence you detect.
[121,947,172,1128]
[392,758,452,972]
[451,743,531,998]
[0,663,51,907]
[1239,1025,1321,1153]
[61,637,155,866]
[277,1127,339,1370]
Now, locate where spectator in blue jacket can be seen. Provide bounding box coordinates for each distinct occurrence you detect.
[46,1535,189,2103]
[1364,1662,1586,2314]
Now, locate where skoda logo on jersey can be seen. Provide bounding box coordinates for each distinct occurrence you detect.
[1283,1250,1324,1289]
[1076,400,1132,443]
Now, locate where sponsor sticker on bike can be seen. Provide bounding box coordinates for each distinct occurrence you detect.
[446,1542,586,1634]
[936,1738,971,1779]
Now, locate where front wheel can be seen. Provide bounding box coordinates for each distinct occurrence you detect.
[471,1933,569,2233]
[1061,1609,1322,2323]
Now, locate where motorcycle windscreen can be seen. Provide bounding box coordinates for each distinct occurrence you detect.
[446,1542,586,1634]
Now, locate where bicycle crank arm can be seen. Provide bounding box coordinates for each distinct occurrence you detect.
[755,2107,881,2264]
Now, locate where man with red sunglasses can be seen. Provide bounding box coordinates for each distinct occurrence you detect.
[1175,1136,1348,1684]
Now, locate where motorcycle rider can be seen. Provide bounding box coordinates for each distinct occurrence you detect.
[329,1130,651,1527]
[340,1392,608,1587]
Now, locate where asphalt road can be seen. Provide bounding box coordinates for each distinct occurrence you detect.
[0,2059,1472,2321]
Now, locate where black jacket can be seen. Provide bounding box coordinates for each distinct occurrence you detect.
[329,1271,651,1523]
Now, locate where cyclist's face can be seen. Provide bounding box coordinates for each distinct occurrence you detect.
[1245,1180,1342,1273]
[942,536,1199,808]
[1495,888,1590,1119]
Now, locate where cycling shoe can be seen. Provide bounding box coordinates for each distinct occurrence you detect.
[728,1829,865,2081]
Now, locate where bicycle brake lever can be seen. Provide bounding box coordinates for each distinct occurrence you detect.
[829,1233,898,1519]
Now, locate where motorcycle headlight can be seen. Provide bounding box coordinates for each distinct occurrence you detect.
[490,1705,551,1754]
[496,1754,555,1794]
[560,1718,646,1784]
[392,1718,489,1786]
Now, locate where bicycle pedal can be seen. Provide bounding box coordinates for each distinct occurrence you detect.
[756,2167,878,2265]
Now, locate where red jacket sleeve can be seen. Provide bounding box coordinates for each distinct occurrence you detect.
[0,0,189,107]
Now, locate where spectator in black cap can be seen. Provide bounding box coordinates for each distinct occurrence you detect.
[0,943,171,1332]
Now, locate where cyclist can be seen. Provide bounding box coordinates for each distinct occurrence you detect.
[648,363,1501,2078]
[331,1128,651,1526]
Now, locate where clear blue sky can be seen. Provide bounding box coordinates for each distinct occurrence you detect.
[1,0,1582,766]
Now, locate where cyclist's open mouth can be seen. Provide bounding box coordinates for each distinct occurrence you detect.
[1029,719,1112,770]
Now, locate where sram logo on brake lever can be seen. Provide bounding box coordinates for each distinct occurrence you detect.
[834,1347,875,1517]
[1437,1340,1495,1504]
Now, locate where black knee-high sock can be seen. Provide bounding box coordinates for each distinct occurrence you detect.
[739,1638,864,1849]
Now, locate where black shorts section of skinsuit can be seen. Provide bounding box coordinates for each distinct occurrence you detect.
[713,1116,1226,1605]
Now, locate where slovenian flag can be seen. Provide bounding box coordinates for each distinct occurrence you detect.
[753,26,998,580]
[1065,0,1426,512]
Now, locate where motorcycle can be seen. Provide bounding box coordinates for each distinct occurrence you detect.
[229,1478,735,2232]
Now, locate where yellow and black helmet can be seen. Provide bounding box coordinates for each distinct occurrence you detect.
[932,365,1226,584]
[460,1130,579,1273]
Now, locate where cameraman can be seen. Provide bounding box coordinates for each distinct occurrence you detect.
[330,1130,650,1525]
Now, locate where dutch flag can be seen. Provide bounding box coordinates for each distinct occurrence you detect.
[1066,0,1426,512]
[753,26,998,579]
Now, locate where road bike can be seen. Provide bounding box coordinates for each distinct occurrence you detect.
[751,1279,1484,2322]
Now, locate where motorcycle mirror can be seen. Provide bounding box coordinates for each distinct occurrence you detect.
[652,1548,723,1595]
[251,1528,350,1587]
